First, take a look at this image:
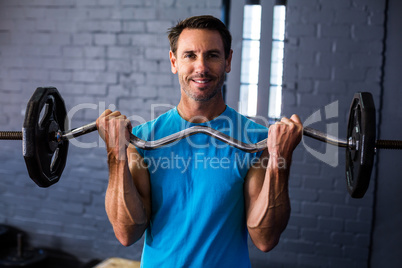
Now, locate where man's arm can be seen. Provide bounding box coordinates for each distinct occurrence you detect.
[97,109,151,246]
[244,115,302,252]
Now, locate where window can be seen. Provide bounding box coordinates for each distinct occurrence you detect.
[239,4,262,116]
[268,3,286,119]
[226,0,287,122]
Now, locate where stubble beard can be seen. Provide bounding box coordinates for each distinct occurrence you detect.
[180,74,225,103]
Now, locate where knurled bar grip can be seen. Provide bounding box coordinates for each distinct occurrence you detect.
[375,140,402,150]
[0,131,23,140]
[1,124,401,151]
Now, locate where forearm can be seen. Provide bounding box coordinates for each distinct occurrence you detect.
[247,155,291,252]
[105,154,148,246]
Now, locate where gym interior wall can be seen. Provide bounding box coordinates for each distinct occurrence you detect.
[0,0,401,267]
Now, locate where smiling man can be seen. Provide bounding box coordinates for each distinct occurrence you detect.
[96,15,303,267]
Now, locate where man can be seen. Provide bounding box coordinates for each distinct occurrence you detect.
[96,15,302,267]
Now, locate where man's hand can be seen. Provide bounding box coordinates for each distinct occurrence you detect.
[96,109,132,161]
[267,114,303,162]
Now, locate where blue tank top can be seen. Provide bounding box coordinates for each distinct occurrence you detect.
[132,106,268,267]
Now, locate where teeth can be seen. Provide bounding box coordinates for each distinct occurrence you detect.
[194,80,208,84]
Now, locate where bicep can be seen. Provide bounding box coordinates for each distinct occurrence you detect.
[244,149,269,214]
[127,145,152,221]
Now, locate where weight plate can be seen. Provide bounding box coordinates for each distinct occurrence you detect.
[345,92,376,198]
[23,87,69,187]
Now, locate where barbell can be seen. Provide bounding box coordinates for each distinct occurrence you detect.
[1,87,401,198]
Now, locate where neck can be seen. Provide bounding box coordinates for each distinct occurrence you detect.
[177,94,226,123]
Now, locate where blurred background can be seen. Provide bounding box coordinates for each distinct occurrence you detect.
[0,0,401,267]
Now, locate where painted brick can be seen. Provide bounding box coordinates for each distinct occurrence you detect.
[301,229,332,243]
[369,11,385,25]
[94,33,116,46]
[286,240,315,254]
[319,191,347,204]
[287,23,316,37]
[0,0,382,266]
[122,21,145,32]
[73,71,117,84]
[32,33,54,45]
[289,188,319,201]
[107,46,143,59]
[351,53,382,67]
[302,8,335,24]
[63,58,84,70]
[334,67,366,81]
[120,0,144,6]
[56,19,76,33]
[319,24,351,38]
[100,21,122,33]
[84,46,106,58]
[334,9,368,24]
[133,8,157,20]
[159,7,191,20]
[335,39,382,53]
[107,59,133,72]
[343,246,370,260]
[302,202,332,217]
[334,205,357,219]
[146,21,172,33]
[87,8,110,19]
[30,0,76,7]
[50,70,72,82]
[288,215,318,228]
[85,59,106,71]
[290,0,319,8]
[318,52,350,67]
[318,217,344,232]
[345,220,371,233]
[98,0,120,6]
[299,37,334,52]
[63,46,84,58]
[131,34,160,47]
[316,243,343,257]
[146,73,172,86]
[323,0,351,9]
[304,176,333,190]
[353,25,384,41]
[72,33,93,45]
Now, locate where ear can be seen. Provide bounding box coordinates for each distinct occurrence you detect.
[225,49,233,73]
[169,50,178,74]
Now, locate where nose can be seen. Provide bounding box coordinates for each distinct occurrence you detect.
[194,56,209,75]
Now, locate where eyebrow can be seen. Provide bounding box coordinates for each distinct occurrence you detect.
[182,49,222,55]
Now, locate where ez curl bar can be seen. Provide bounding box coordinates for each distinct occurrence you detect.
[1,87,401,198]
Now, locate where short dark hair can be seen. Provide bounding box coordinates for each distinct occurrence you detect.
[167,15,232,59]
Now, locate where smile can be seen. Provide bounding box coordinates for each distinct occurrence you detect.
[194,80,210,84]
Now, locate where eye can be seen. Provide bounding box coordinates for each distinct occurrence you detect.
[184,53,195,59]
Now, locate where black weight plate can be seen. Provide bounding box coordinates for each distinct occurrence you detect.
[23,87,69,187]
[345,92,376,198]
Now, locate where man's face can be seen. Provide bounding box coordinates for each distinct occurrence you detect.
[170,29,232,102]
